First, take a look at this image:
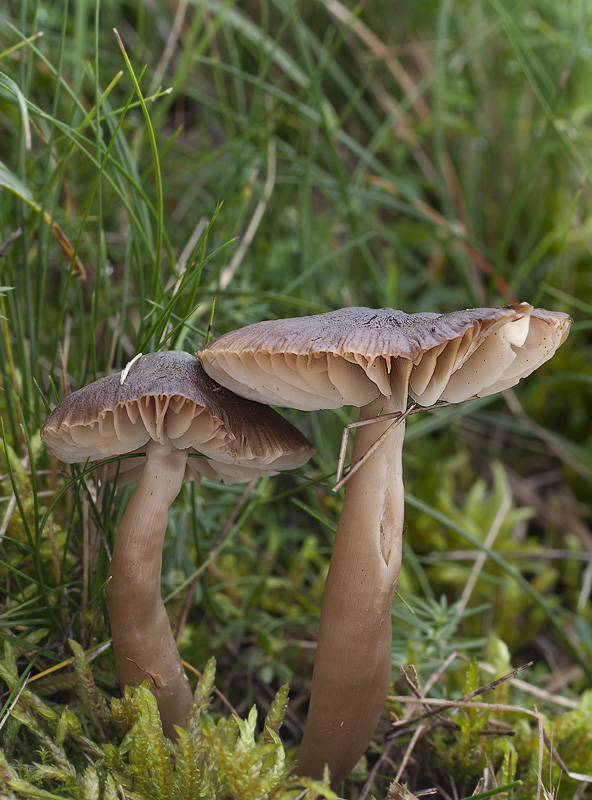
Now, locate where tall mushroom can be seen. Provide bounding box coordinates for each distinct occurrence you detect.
[41,350,315,738]
[197,303,571,786]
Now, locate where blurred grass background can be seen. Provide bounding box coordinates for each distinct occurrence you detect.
[0,0,591,796]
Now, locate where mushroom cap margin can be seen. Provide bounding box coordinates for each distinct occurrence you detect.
[197,304,572,411]
[41,351,315,485]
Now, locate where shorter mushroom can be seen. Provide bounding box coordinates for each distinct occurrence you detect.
[197,302,571,786]
[41,350,314,738]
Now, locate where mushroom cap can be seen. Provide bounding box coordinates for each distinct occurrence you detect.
[41,351,315,485]
[197,304,571,412]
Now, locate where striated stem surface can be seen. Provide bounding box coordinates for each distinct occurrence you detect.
[296,395,405,787]
[106,438,193,738]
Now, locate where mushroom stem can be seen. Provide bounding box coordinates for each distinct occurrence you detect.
[106,438,193,738]
[296,395,405,787]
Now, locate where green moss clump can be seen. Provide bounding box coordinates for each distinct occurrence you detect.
[0,641,336,800]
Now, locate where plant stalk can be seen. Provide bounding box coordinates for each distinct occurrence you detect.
[106,438,193,738]
[296,395,405,787]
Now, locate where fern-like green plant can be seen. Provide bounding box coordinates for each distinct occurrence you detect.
[0,641,337,800]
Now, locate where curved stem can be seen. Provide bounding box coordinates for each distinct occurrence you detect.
[105,439,193,738]
[296,396,405,787]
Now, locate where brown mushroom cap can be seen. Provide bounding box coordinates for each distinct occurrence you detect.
[41,350,315,484]
[197,303,571,412]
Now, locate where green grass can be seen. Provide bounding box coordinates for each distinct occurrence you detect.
[1,0,591,797]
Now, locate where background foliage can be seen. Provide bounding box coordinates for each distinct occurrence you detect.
[0,0,591,797]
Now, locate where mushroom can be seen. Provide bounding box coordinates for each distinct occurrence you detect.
[196,302,571,786]
[41,350,315,738]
